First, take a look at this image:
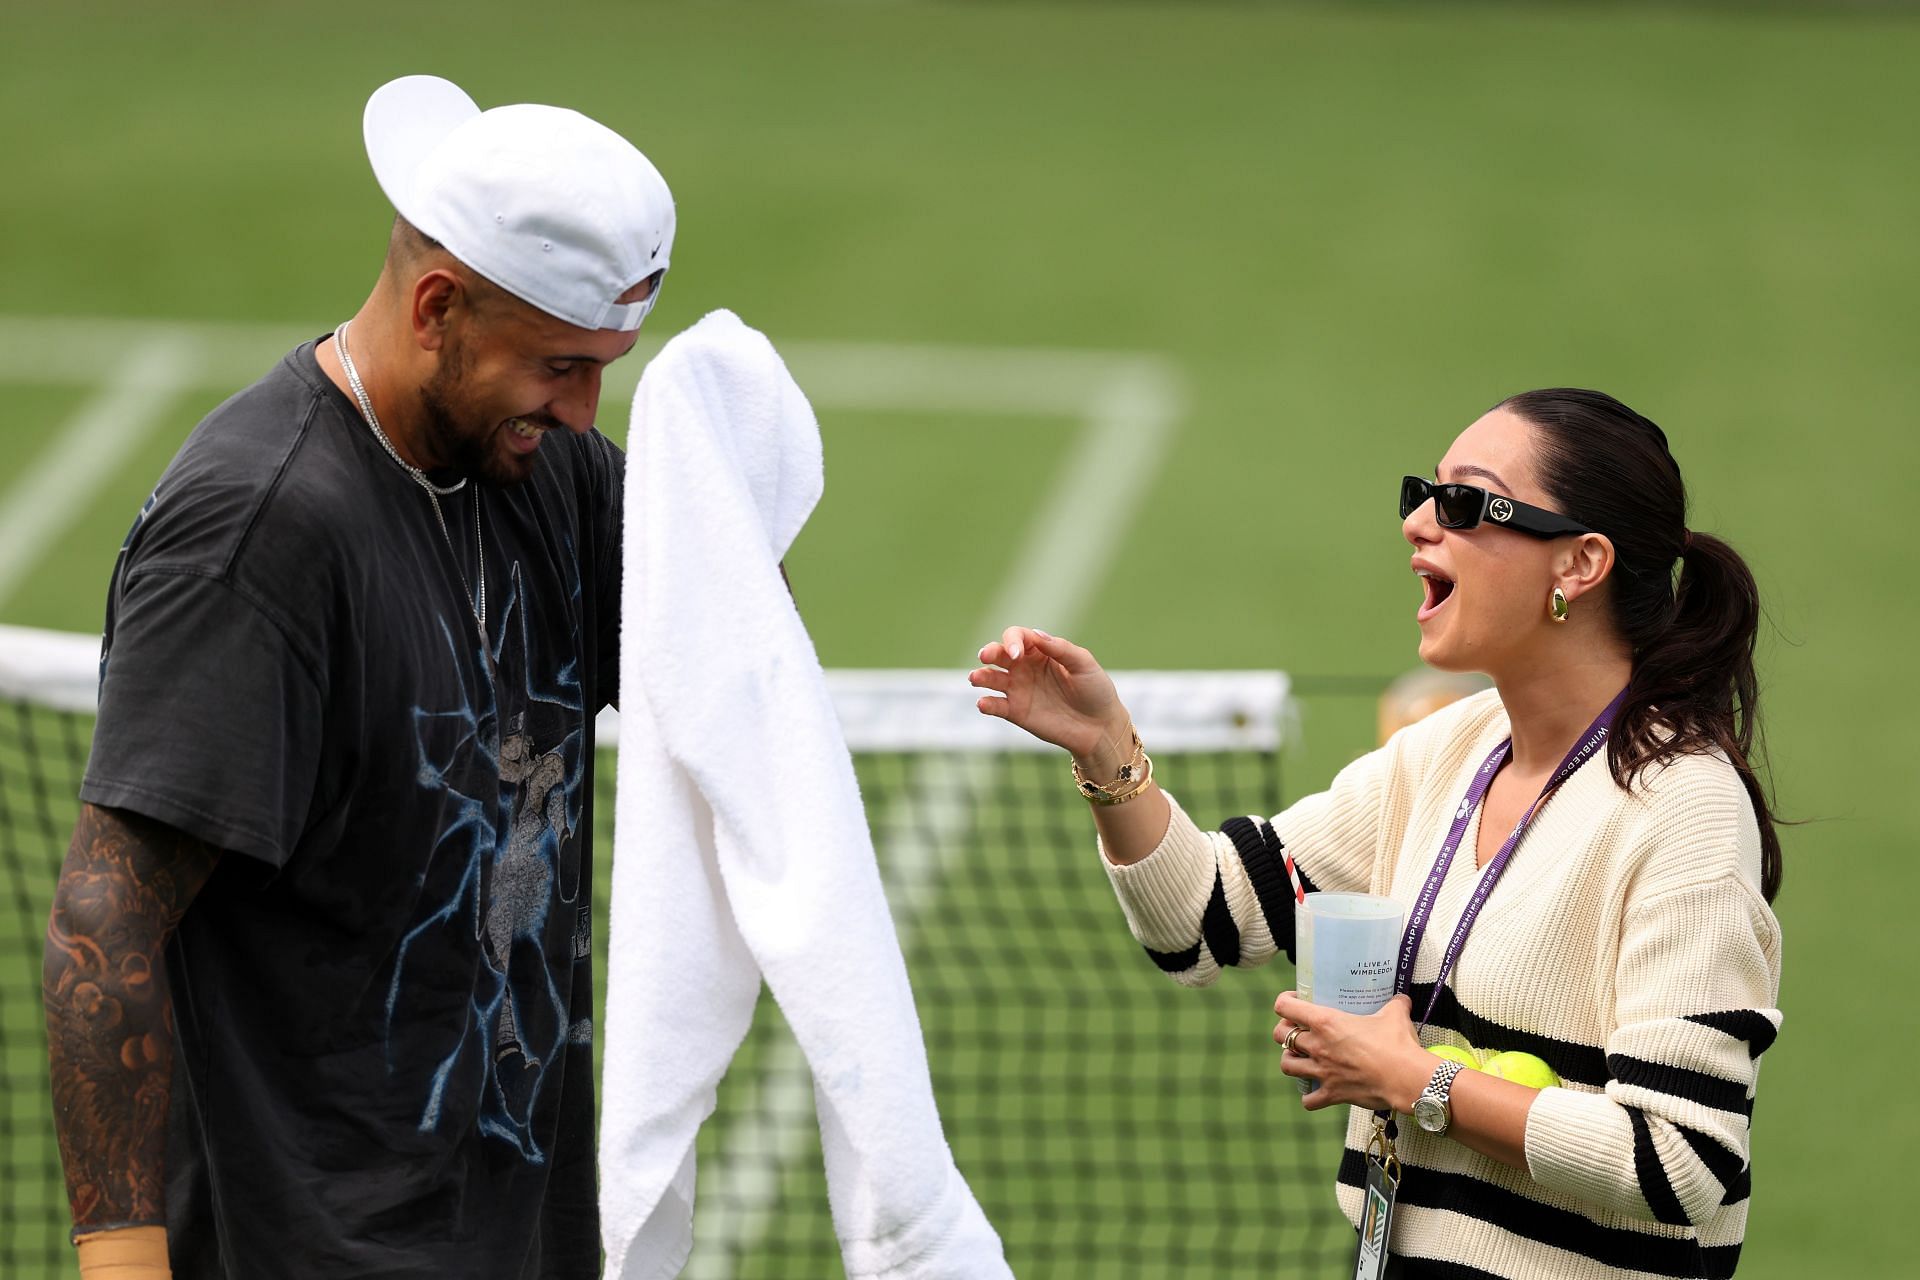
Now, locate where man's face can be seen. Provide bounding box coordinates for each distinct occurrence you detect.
[416,283,647,486]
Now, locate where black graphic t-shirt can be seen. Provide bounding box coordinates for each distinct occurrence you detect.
[81,340,622,1279]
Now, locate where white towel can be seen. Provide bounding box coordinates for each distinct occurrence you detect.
[599,310,1012,1280]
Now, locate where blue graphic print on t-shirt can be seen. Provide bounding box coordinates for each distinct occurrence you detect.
[387,563,589,1164]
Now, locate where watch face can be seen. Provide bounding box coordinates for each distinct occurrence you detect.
[1413,1096,1448,1133]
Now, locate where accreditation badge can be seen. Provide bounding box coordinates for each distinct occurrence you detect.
[1352,1120,1399,1280]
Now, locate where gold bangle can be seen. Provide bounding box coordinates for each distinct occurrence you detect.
[1072,726,1154,805]
[1104,750,1154,804]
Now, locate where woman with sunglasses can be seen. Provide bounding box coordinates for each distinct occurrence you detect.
[971,388,1783,1279]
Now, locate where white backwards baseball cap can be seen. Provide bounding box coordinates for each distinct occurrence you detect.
[363,75,675,332]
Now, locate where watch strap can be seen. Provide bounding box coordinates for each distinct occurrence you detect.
[1415,1057,1465,1132]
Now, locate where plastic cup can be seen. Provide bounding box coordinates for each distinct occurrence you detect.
[1293,892,1406,1092]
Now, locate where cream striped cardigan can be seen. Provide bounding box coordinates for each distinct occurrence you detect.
[1103,689,1782,1279]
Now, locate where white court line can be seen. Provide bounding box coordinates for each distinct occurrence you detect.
[683,354,1182,1277]
[0,314,1166,419]
[0,311,1182,616]
[0,312,1185,1273]
[0,332,203,609]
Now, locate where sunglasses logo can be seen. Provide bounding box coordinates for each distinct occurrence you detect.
[1488,498,1514,524]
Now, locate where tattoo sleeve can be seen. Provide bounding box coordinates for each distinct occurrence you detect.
[43,802,220,1236]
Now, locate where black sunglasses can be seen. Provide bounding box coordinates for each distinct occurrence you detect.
[1399,476,1593,539]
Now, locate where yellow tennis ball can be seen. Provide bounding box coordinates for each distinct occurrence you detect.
[1429,1044,1481,1071]
[1482,1051,1560,1089]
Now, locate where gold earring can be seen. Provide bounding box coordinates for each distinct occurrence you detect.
[1549,587,1570,623]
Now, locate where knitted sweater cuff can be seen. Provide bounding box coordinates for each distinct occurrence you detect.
[1100,791,1217,951]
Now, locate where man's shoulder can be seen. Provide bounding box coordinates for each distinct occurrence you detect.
[127,341,366,579]
[183,339,352,486]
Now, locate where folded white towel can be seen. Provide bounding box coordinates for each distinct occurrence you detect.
[599,310,1012,1280]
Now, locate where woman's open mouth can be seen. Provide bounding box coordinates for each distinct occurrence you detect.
[1416,569,1455,622]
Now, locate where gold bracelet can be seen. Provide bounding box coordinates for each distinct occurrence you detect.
[1072,726,1154,805]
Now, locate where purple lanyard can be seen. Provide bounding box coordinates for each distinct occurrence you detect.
[1395,688,1628,1028]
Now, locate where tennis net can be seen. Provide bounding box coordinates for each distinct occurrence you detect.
[1,623,1356,1278]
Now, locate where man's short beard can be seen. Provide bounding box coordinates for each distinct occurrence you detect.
[417,330,527,488]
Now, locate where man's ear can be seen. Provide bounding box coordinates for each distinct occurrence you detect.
[409,269,464,352]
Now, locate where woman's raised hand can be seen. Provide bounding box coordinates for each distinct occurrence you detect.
[970,626,1128,761]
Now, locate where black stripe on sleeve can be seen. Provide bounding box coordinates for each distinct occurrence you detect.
[1221,817,1290,946]
[1335,1151,1709,1278]
[1407,982,1610,1088]
[1684,1008,1780,1059]
[1259,818,1317,891]
[1415,985,1764,1108]
[1141,939,1202,972]
[1222,815,1316,964]
[1200,866,1242,967]
[1628,1105,1693,1226]
[1676,1121,1747,1196]
[1702,1242,1743,1279]
[1398,1259,1512,1280]
[1608,1053,1755,1117]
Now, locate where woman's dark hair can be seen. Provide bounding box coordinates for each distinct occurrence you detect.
[1499,388,1783,902]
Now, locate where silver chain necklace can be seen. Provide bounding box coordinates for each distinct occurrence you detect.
[334,320,488,640]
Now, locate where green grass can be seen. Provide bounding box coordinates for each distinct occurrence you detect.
[2,1,1915,1275]
[742,409,1074,668]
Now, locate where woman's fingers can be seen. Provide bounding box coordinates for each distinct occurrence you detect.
[1273,1034,1333,1110]
[968,667,1011,694]
[1273,990,1325,1023]
[1027,629,1095,672]
[977,641,1018,668]
[990,626,1097,672]
[1273,992,1334,1109]
[999,625,1035,661]
[1274,1014,1318,1059]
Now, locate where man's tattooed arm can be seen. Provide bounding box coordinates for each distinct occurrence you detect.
[44,802,220,1235]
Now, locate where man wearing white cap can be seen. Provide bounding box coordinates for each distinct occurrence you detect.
[45,76,671,1278]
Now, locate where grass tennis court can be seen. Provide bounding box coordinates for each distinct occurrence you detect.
[3,1,1916,1275]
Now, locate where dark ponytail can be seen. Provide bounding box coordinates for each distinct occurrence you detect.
[1501,389,1783,902]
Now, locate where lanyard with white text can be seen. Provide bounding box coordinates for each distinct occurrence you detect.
[1394,687,1628,1029]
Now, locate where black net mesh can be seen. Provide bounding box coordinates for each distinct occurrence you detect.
[2,696,88,1277]
[3,675,1356,1279]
